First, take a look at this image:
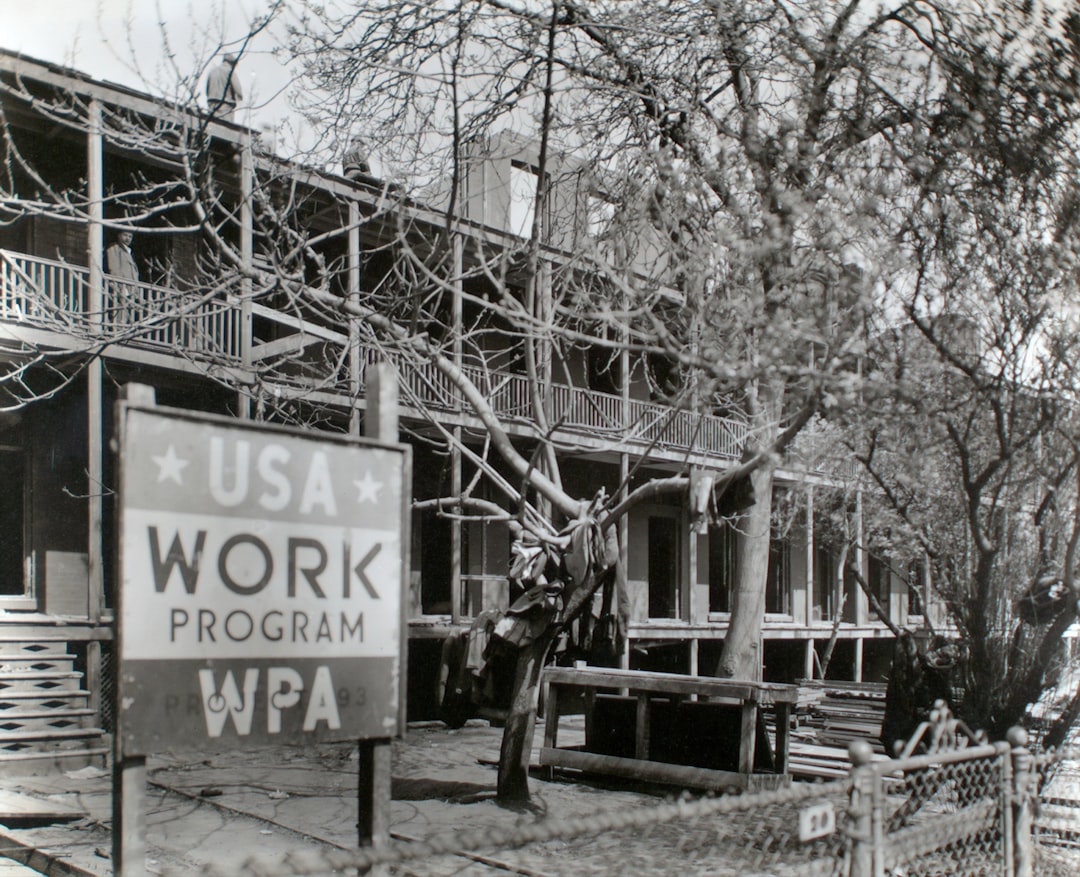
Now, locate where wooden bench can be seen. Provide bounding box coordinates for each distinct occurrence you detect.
[540,666,798,791]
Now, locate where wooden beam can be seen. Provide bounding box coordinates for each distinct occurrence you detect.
[739,702,757,775]
[542,667,799,705]
[539,747,750,792]
[249,302,350,343]
[634,694,650,760]
[249,332,324,361]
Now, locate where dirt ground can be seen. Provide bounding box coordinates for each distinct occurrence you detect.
[0,717,663,876]
[1,718,1077,876]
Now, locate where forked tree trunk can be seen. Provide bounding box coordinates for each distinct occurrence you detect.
[715,461,774,680]
[497,629,558,802]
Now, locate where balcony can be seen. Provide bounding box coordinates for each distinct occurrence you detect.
[0,249,243,362]
[0,248,747,461]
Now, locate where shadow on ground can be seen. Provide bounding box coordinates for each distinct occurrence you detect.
[391,777,496,803]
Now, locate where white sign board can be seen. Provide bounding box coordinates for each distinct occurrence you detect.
[116,405,408,752]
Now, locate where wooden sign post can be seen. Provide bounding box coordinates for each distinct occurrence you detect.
[112,373,409,874]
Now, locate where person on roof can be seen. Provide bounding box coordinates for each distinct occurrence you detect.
[206,53,243,121]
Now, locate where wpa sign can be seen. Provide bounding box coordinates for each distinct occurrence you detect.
[115,404,408,753]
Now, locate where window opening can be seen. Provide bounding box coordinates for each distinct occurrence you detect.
[708,518,738,613]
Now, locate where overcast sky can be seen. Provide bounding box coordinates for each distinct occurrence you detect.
[3,0,299,138]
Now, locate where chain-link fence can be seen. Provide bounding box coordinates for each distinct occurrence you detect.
[863,741,1011,877]
[155,731,1077,877]
[166,776,856,877]
[1033,744,1080,877]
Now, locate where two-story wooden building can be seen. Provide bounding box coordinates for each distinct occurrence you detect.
[0,50,935,772]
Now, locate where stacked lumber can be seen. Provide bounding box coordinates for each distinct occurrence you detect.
[787,742,859,779]
[788,680,888,779]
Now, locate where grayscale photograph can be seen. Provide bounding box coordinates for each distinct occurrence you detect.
[0,1,1077,875]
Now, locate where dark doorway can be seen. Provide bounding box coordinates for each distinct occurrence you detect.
[419,509,453,614]
[0,447,25,596]
[648,515,679,619]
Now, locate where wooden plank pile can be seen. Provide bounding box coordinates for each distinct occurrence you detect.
[786,680,889,779]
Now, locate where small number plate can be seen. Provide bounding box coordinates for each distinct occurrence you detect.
[798,801,837,841]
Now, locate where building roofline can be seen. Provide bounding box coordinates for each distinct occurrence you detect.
[0,47,684,296]
[0,46,251,143]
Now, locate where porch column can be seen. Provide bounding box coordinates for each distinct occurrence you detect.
[87,99,104,621]
[805,486,815,626]
[618,451,630,671]
[348,198,362,435]
[86,100,105,726]
[450,233,464,624]
[853,490,866,625]
[238,135,253,419]
[618,265,631,668]
[685,468,698,625]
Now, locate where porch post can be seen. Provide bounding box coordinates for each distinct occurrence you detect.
[618,451,630,671]
[237,134,253,419]
[348,198,362,435]
[85,100,106,739]
[618,263,631,670]
[854,490,867,625]
[87,99,104,622]
[686,468,698,625]
[450,233,463,624]
[806,487,815,627]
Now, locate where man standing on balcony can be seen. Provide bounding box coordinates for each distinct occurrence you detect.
[206,53,242,121]
[106,231,138,283]
[106,230,139,327]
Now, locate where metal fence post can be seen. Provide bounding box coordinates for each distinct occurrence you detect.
[1007,727,1034,877]
[848,739,877,877]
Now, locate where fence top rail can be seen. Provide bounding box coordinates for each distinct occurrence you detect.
[870,739,1009,775]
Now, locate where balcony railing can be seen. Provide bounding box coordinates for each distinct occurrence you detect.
[1,248,747,461]
[1,250,243,361]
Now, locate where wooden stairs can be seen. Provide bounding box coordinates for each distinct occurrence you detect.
[0,640,108,776]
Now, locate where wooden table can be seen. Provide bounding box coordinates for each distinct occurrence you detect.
[541,666,798,791]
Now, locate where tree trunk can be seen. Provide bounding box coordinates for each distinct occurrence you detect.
[715,374,783,682]
[496,630,557,803]
[715,460,774,680]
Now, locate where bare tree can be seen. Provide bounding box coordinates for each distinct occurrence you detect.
[282,0,1080,793]
[841,182,1080,747]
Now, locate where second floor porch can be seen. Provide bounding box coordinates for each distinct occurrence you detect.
[0,247,749,464]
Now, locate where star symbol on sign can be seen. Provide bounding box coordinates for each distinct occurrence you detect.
[152,445,189,485]
[354,470,382,504]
